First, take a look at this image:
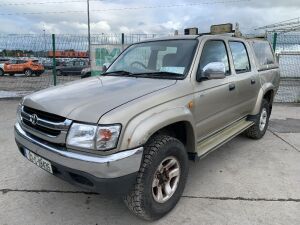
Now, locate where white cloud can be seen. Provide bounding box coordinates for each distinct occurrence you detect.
[119,26,131,33]
[91,21,111,33]
[161,21,182,30]
[0,0,300,34]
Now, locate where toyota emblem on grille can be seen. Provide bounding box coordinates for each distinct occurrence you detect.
[30,114,38,125]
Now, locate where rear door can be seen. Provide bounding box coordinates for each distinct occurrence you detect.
[65,61,74,74]
[194,38,239,140]
[74,61,85,74]
[17,60,26,72]
[228,40,260,116]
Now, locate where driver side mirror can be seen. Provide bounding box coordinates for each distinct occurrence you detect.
[102,65,107,72]
[102,63,110,72]
[197,62,226,81]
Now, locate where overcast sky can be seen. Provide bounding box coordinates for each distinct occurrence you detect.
[0,0,299,35]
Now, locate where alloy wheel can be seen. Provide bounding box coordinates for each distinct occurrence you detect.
[152,156,181,203]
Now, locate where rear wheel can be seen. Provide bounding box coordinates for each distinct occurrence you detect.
[24,69,32,77]
[56,70,62,76]
[9,73,14,76]
[124,135,189,221]
[244,99,270,139]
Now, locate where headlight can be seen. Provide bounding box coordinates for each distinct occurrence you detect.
[66,123,97,150]
[66,123,121,151]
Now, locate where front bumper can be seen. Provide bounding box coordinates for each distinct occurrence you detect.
[14,123,143,194]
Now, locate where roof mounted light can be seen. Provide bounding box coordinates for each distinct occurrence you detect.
[210,23,233,34]
[184,27,199,35]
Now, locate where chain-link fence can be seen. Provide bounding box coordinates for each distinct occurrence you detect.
[0,32,299,102]
[268,32,300,103]
[0,33,167,95]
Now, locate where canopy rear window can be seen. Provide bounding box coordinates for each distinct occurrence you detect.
[251,41,276,69]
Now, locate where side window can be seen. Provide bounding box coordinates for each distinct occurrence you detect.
[66,62,74,67]
[252,41,275,67]
[229,41,251,73]
[74,61,84,66]
[198,40,230,76]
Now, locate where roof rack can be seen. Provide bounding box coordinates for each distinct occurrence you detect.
[184,23,243,37]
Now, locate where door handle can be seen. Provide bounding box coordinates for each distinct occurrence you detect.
[251,79,256,85]
[229,83,235,91]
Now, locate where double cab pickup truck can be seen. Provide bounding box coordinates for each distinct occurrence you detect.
[15,30,280,220]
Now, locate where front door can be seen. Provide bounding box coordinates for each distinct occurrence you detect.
[194,39,239,141]
[4,60,17,73]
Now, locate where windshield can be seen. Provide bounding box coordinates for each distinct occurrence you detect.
[106,39,198,79]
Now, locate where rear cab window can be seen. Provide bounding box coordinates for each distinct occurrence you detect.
[229,41,251,74]
[250,40,276,71]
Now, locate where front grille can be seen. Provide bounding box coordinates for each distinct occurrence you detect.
[23,106,65,123]
[20,106,72,140]
[23,119,61,136]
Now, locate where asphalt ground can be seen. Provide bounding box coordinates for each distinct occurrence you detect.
[0,71,80,92]
[0,100,299,225]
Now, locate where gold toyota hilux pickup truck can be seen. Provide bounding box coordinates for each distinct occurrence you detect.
[14,25,280,220]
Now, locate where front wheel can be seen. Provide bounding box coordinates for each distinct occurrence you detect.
[244,99,270,139]
[124,135,189,221]
[0,69,4,76]
[56,70,62,76]
[24,69,32,77]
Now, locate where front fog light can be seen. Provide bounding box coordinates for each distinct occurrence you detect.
[96,125,121,150]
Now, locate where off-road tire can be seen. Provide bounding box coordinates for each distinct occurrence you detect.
[124,135,189,221]
[24,69,33,77]
[0,69,4,76]
[244,99,270,139]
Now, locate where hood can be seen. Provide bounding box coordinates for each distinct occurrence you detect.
[23,76,176,123]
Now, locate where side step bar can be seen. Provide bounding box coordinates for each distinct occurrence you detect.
[193,118,254,160]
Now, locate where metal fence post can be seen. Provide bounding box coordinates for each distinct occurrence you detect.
[273,32,278,52]
[52,34,57,86]
[121,33,125,49]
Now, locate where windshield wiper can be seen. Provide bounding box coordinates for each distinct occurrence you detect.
[102,71,183,79]
[134,71,184,79]
[102,70,133,76]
